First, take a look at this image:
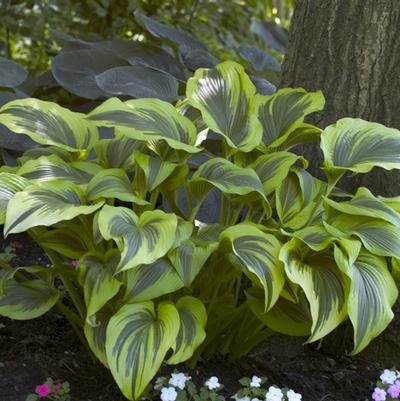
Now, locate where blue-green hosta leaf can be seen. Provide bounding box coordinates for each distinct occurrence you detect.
[77,251,122,326]
[0,173,29,224]
[167,296,207,364]
[123,258,184,303]
[220,224,284,311]
[0,98,98,152]
[280,239,348,342]
[87,169,148,205]
[324,187,400,227]
[4,181,104,236]
[186,60,263,152]
[87,97,199,153]
[334,240,398,354]
[324,215,400,258]
[257,88,324,149]
[168,240,216,286]
[249,151,307,195]
[106,301,179,400]
[321,118,400,174]
[0,56,28,87]
[98,205,177,273]
[189,158,266,200]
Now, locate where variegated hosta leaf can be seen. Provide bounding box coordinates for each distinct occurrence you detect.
[293,225,333,251]
[19,146,74,164]
[321,118,400,174]
[324,187,400,227]
[87,168,148,205]
[98,205,177,273]
[106,301,179,400]
[0,270,59,320]
[0,173,29,224]
[324,214,400,258]
[189,157,266,200]
[95,136,140,171]
[123,258,184,303]
[87,97,199,153]
[168,240,216,286]
[4,181,104,235]
[167,296,207,364]
[186,60,262,152]
[77,251,122,326]
[220,224,284,311]
[334,240,398,354]
[16,155,100,185]
[257,88,325,149]
[249,151,307,195]
[280,238,348,342]
[0,98,98,152]
[274,123,322,150]
[247,287,312,336]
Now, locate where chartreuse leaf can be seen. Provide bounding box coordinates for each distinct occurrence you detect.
[324,215,400,258]
[220,224,284,311]
[0,270,59,320]
[4,181,104,236]
[250,151,307,195]
[106,301,179,400]
[167,296,207,364]
[257,88,324,149]
[334,240,398,354]
[77,251,122,326]
[189,158,266,200]
[324,187,400,227]
[87,169,148,205]
[280,239,348,342]
[293,225,333,251]
[0,173,29,224]
[123,258,184,303]
[98,205,177,273]
[186,60,262,152]
[321,118,400,174]
[87,97,199,153]
[0,98,98,152]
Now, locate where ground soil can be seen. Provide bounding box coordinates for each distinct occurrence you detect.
[0,234,393,401]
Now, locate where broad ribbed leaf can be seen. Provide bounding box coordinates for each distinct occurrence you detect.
[0,57,28,87]
[321,118,400,174]
[4,181,104,235]
[220,224,284,311]
[0,98,98,152]
[0,173,29,224]
[77,252,122,325]
[257,88,324,149]
[123,258,184,303]
[293,225,333,251]
[87,169,147,204]
[334,240,398,354]
[237,45,281,72]
[190,158,266,200]
[87,97,199,153]
[186,60,262,152]
[98,205,177,273]
[106,301,179,400]
[167,296,207,364]
[280,239,348,342]
[250,151,307,195]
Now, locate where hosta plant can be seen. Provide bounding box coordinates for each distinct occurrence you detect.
[0,60,399,400]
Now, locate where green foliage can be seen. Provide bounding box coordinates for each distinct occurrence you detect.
[0,60,399,400]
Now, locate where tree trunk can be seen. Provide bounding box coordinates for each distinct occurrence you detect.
[280,0,400,195]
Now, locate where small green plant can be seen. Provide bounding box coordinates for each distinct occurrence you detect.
[26,378,70,401]
[0,60,399,400]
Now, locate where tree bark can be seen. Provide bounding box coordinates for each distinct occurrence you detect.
[280,0,400,195]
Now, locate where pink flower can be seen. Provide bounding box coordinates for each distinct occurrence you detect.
[372,387,386,401]
[388,380,400,398]
[71,260,78,267]
[35,384,52,397]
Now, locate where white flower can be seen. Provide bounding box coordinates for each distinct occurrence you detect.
[265,386,283,401]
[169,373,191,390]
[231,395,250,401]
[380,369,397,384]
[286,389,302,401]
[250,376,262,388]
[205,376,220,390]
[160,387,177,401]
[251,398,261,401]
